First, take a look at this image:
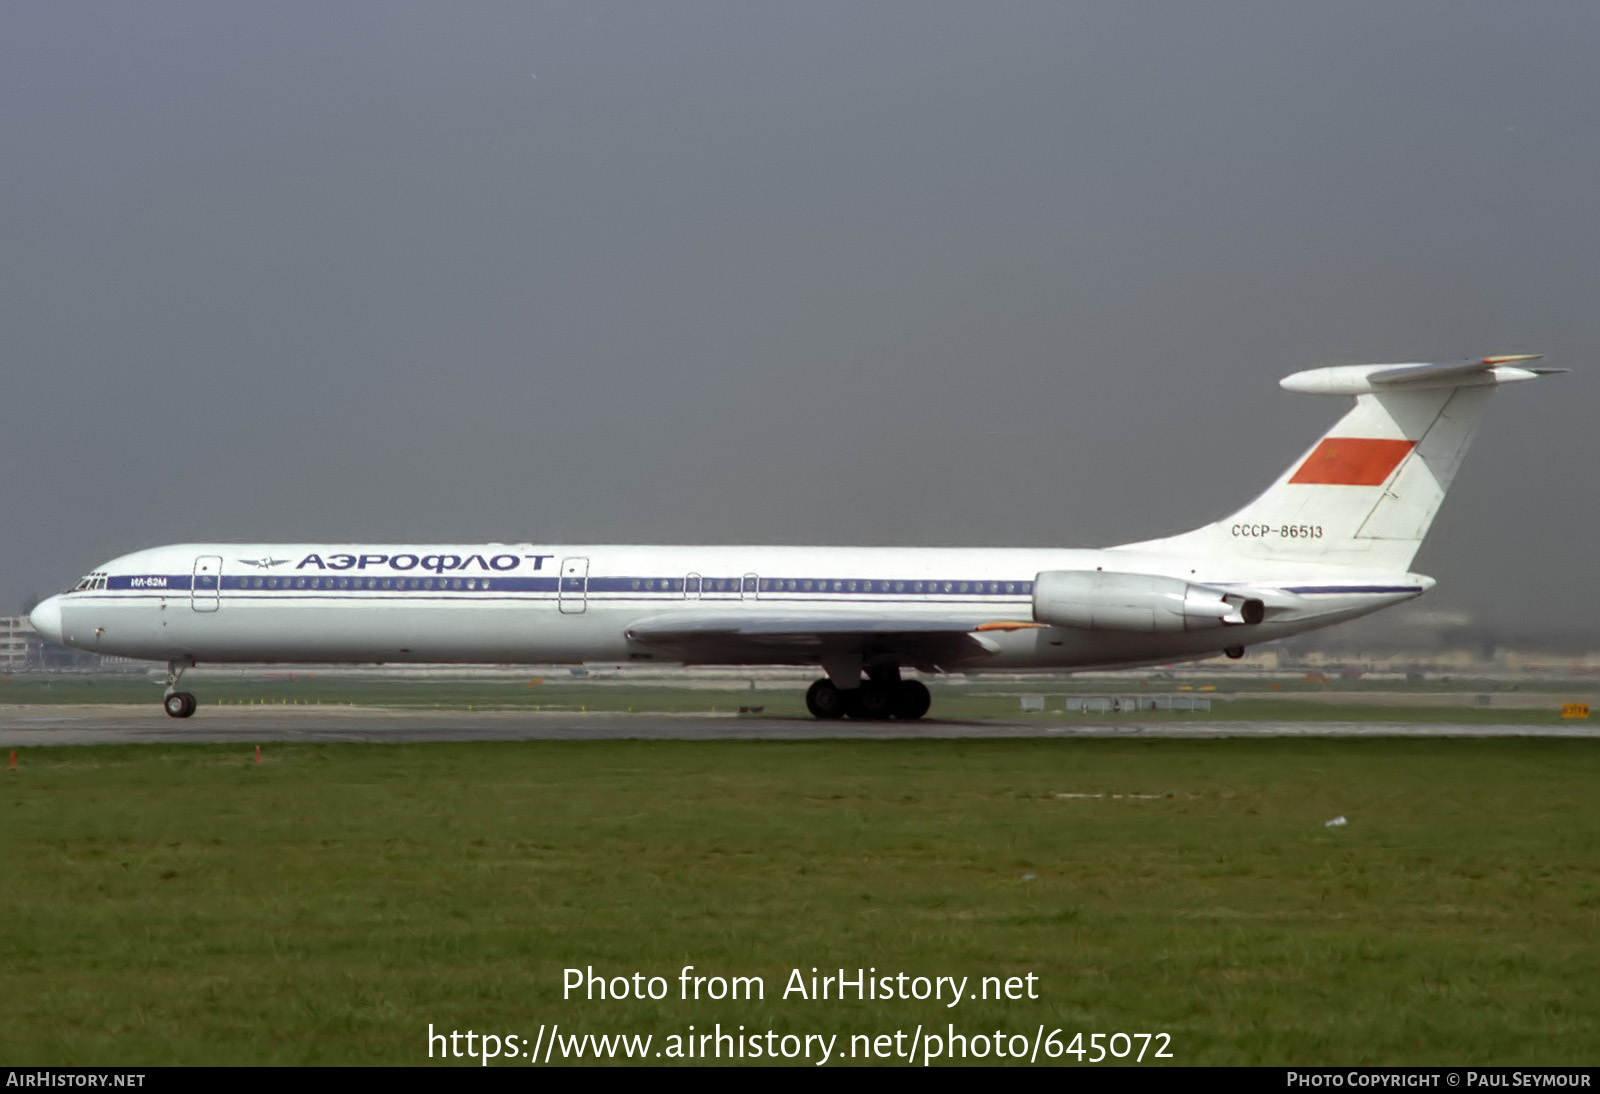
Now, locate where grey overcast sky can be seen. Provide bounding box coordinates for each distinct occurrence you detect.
[2,2,1596,635]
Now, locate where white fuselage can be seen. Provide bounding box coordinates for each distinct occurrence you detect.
[28,357,1556,720]
[33,540,1427,672]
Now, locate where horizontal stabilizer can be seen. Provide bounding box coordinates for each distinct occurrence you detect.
[1280,355,1560,396]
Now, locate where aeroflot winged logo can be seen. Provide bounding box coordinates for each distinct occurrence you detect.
[239,557,291,569]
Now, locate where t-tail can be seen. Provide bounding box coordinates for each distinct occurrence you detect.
[1124,356,1563,572]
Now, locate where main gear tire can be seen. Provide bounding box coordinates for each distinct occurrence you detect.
[805,679,846,719]
[893,680,931,720]
[857,682,896,720]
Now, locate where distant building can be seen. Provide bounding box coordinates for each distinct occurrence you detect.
[0,615,144,671]
[1,615,43,670]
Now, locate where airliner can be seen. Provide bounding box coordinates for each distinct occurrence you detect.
[29,356,1560,720]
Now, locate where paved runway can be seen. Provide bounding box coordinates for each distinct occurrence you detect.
[2,704,1596,746]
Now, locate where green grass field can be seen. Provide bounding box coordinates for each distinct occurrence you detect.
[2,738,1596,1065]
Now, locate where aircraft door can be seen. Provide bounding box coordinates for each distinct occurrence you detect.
[742,573,760,600]
[559,557,589,614]
[191,555,222,613]
[685,573,702,600]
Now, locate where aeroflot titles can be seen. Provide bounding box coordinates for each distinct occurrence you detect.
[294,553,556,573]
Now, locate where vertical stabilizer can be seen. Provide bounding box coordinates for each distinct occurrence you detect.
[1119,357,1560,571]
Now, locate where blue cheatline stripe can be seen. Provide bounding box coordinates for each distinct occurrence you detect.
[100,574,1421,601]
[108,575,194,591]
[98,576,1424,598]
[1284,585,1423,594]
[102,574,1041,597]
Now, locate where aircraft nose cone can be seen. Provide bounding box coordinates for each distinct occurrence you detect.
[29,595,64,644]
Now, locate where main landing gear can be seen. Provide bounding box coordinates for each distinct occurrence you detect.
[805,665,931,721]
[163,660,198,718]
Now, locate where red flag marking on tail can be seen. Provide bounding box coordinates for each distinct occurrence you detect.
[1289,438,1415,486]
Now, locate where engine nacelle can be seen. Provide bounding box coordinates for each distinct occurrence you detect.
[1032,570,1264,633]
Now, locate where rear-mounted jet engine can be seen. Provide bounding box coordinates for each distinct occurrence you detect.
[1032,570,1264,633]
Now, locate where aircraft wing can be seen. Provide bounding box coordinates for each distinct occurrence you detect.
[623,612,1028,669]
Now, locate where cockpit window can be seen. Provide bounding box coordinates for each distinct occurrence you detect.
[69,572,108,592]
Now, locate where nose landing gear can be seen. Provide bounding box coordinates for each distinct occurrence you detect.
[163,691,198,718]
[163,660,198,718]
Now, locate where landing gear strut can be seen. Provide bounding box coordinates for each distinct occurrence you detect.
[163,660,198,719]
[804,666,931,721]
